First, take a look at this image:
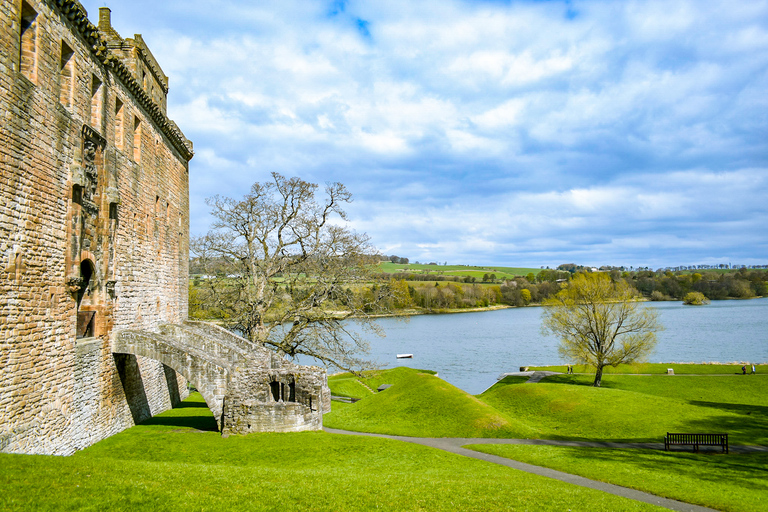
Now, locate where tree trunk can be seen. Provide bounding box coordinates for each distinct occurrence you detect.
[593,366,603,387]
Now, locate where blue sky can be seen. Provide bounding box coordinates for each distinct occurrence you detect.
[81,0,768,268]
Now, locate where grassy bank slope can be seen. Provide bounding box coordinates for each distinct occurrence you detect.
[480,373,767,445]
[328,367,767,446]
[0,393,661,512]
[324,368,537,438]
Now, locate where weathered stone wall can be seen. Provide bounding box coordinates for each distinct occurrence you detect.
[222,365,330,434]
[115,322,331,434]
[0,1,192,455]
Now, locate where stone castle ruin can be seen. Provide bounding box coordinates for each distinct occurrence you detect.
[1,0,329,455]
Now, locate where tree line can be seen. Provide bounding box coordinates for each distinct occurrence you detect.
[369,267,768,311]
[192,265,768,320]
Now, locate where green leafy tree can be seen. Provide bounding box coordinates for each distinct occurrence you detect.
[520,288,532,304]
[541,273,662,387]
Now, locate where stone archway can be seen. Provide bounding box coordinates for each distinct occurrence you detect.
[113,321,331,434]
[112,329,228,429]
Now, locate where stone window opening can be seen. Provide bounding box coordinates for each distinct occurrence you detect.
[132,117,141,162]
[90,75,103,130]
[76,259,96,339]
[114,98,124,149]
[72,179,82,205]
[59,41,74,107]
[269,379,298,402]
[19,1,37,81]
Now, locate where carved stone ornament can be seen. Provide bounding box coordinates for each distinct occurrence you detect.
[71,166,87,187]
[81,140,99,215]
[66,277,84,294]
[106,280,116,297]
[105,187,120,205]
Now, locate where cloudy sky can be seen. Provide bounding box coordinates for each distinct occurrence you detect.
[81,0,768,269]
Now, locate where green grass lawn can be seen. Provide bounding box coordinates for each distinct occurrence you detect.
[529,362,759,374]
[481,374,768,445]
[0,393,663,512]
[328,367,768,446]
[325,367,768,511]
[464,445,768,512]
[378,262,540,279]
[325,368,537,438]
[4,366,765,511]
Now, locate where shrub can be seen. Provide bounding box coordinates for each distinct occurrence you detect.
[683,291,709,305]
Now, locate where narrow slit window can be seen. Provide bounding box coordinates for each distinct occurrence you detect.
[59,41,74,107]
[270,381,280,402]
[133,117,141,162]
[114,98,124,149]
[90,75,103,129]
[19,1,38,81]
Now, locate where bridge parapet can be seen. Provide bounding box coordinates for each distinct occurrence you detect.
[113,330,229,428]
[158,324,248,366]
[113,321,330,435]
[183,321,270,363]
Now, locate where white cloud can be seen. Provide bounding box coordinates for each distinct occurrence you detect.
[79,0,768,267]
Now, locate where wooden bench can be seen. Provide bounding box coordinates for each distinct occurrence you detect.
[664,433,728,453]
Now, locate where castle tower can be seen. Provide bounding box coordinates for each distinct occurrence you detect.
[0,1,193,455]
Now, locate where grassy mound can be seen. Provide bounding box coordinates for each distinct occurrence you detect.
[0,393,659,512]
[327,373,375,399]
[328,367,767,444]
[325,368,536,438]
[481,374,767,444]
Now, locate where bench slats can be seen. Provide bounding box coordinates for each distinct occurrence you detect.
[664,433,728,453]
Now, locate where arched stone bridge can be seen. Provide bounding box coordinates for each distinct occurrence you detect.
[113,321,331,434]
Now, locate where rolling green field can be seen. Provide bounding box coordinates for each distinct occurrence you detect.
[3,366,765,511]
[378,262,540,280]
[0,393,662,512]
[324,366,768,511]
[326,367,768,445]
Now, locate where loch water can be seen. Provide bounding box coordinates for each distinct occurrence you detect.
[350,297,768,394]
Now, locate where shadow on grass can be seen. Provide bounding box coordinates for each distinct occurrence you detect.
[681,401,768,446]
[138,395,220,432]
[139,415,219,431]
[547,447,768,494]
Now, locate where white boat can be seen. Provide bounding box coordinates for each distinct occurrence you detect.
[396,353,413,359]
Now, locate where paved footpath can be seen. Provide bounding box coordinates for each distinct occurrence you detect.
[324,427,749,512]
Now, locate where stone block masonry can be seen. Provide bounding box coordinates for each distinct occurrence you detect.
[1,1,330,454]
[115,321,331,434]
[1,0,193,455]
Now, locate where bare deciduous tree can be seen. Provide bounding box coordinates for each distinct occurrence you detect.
[541,273,662,386]
[191,172,393,370]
